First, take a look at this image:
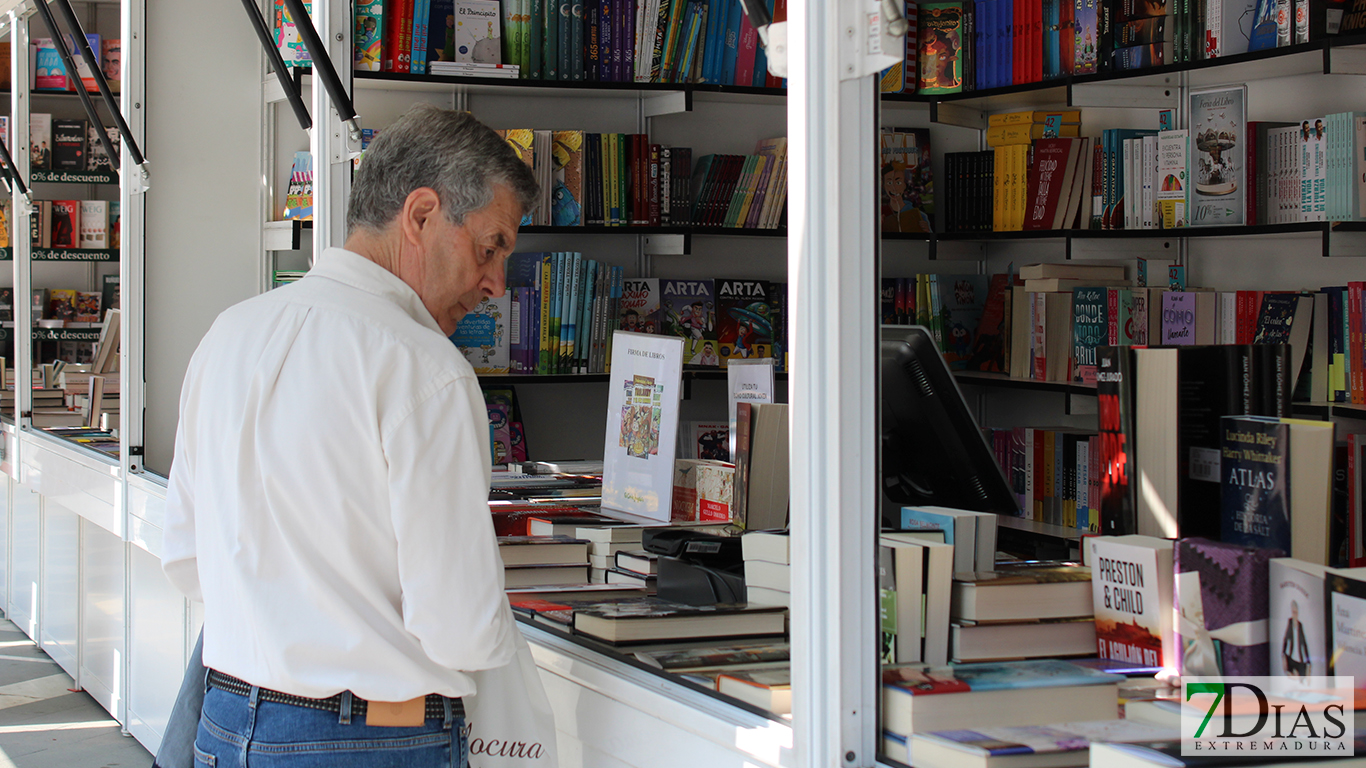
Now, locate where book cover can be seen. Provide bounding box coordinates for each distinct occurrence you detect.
[86,125,118,172]
[1175,537,1282,676]
[1075,0,1099,74]
[32,39,68,90]
[100,275,119,317]
[1022,138,1074,230]
[79,200,107,249]
[1097,346,1137,535]
[918,3,965,94]
[1269,558,1331,678]
[880,128,934,233]
[1254,292,1298,344]
[29,113,51,171]
[912,720,1175,759]
[73,292,100,324]
[660,279,717,366]
[1189,86,1247,227]
[1156,129,1188,228]
[1328,571,1366,678]
[965,273,1010,372]
[934,274,988,369]
[1160,291,1196,344]
[1072,286,1107,384]
[551,130,584,226]
[51,119,86,171]
[49,201,79,249]
[1220,416,1291,552]
[449,294,511,373]
[47,289,77,323]
[602,331,685,520]
[716,279,772,365]
[1089,535,1176,670]
[619,278,661,334]
[354,0,385,69]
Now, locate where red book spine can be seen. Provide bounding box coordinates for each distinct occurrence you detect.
[1352,282,1364,404]
[1032,0,1043,82]
[1013,0,1025,84]
[736,12,759,86]
[649,143,661,226]
[1060,0,1075,74]
[1107,288,1119,345]
[394,0,415,73]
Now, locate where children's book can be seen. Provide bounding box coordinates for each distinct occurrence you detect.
[660,279,717,365]
[619,278,661,334]
[74,292,100,324]
[879,128,934,233]
[716,279,772,366]
[917,2,965,94]
[354,0,385,70]
[551,130,584,226]
[450,295,511,374]
[452,0,503,62]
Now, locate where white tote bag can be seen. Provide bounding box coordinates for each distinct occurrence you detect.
[464,625,560,768]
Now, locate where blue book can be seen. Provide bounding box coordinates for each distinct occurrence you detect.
[721,0,741,84]
[883,659,1124,695]
[506,252,546,289]
[701,0,725,82]
[996,0,1012,89]
[1219,416,1291,558]
[428,0,456,64]
[974,0,988,89]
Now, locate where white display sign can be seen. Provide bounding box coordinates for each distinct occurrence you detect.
[601,331,685,521]
[727,358,775,460]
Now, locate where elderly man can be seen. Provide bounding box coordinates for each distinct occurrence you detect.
[160,104,538,767]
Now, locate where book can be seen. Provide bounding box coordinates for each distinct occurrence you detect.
[907,720,1176,768]
[571,598,786,643]
[659,279,717,365]
[502,563,591,587]
[1189,86,1248,226]
[884,534,955,664]
[452,0,503,62]
[716,668,791,714]
[1090,740,1366,766]
[49,201,79,249]
[79,201,108,249]
[551,130,583,226]
[1088,535,1176,671]
[619,278,661,334]
[497,534,590,565]
[1175,537,1281,676]
[950,617,1097,662]
[881,659,1124,736]
[449,294,511,374]
[30,113,51,171]
[1270,559,1366,678]
[741,530,790,564]
[51,119,86,171]
[633,642,789,671]
[1221,416,1292,553]
[951,565,1092,622]
[1156,129,1188,228]
[354,0,385,70]
[882,537,927,663]
[900,505,997,574]
[73,292,100,324]
[33,39,68,90]
[918,3,966,94]
[716,280,772,365]
[880,128,935,233]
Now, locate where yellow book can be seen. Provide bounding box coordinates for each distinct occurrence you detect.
[539,255,552,373]
[993,147,1006,231]
[1017,145,1030,231]
[990,109,1083,126]
[987,124,1083,147]
[736,155,767,227]
[609,134,620,226]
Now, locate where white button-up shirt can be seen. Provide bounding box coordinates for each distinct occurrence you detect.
[163,247,514,701]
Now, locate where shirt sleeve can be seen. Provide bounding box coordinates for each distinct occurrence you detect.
[384,375,515,673]
[162,399,203,603]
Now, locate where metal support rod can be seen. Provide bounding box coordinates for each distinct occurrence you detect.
[240,0,312,131]
[49,0,146,168]
[0,138,30,199]
[30,0,120,173]
[280,0,361,143]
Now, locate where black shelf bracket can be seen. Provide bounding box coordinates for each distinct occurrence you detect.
[239,0,312,132]
[0,137,31,203]
[48,0,148,184]
[280,0,362,145]
[31,0,124,185]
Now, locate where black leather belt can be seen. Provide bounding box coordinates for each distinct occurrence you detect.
[207,669,462,721]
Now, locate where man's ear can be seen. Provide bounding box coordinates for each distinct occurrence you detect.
[400,188,443,246]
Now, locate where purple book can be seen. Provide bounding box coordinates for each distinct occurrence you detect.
[1175,538,1283,677]
[1160,291,1196,345]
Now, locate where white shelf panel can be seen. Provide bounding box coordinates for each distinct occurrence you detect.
[19,430,120,536]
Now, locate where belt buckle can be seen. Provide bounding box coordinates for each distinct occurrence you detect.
[365,696,427,727]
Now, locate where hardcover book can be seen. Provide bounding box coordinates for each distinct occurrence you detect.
[880,128,934,233]
[660,279,717,365]
[882,658,1123,695]
[51,119,86,171]
[29,113,51,171]
[1175,537,1282,676]
[1220,416,1291,552]
[353,0,384,70]
[933,274,988,369]
[571,597,786,643]
[1088,535,1176,671]
[619,278,661,334]
[1267,558,1363,678]
[1160,290,1196,344]
[909,720,1176,766]
[1072,286,1107,384]
[1097,346,1137,536]
[449,294,511,374]
[1189,86,1247,227]
[716,279,772,365]
[49,201,79,249]
[917,3,965,94]
[1328,570,1366,679]
[1156,129,1188,228]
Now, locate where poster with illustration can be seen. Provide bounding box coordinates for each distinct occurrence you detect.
[602,331,684,521]
[1189,86,1246,227]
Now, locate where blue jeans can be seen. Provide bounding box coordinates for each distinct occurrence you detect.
[193,685,467,768]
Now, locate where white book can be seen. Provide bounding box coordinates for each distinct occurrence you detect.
[1123,138,1135,229]
[451,0,503,63]
[79,200,107,249]
[1219,291,1237,344]
[1142,135,1155,229]
[1313,117,1327,220]
[601,330,685,521]
[882,535,953,665]
[1301,121,1315,221]
[1156,130,1187,229]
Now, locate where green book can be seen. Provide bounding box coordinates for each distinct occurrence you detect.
[544,0,559,80]
[529,0,544,77]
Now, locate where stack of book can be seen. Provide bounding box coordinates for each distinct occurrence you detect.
[567,597,788,644]
[576,524,647,585]
[742,530,789,608]
[898,719,1175,768]
[689,140,789,230]
[428,61,520,78]
[980,425,1100,530]
[898,506,998,574]
[949,564,1094,662]
[497,534,591,587]
[610,548,658,591]
[880,531,953,665]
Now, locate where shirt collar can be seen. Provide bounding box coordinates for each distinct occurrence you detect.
[309,247,446,337]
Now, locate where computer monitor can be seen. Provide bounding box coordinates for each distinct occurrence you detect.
[880,326,1021,528]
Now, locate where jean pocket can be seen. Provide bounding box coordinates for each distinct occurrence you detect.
[193,744,216,767]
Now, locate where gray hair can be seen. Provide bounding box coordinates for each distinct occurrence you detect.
[346,105,539,235]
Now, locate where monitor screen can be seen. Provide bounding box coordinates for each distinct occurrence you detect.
[880,326,1021,527]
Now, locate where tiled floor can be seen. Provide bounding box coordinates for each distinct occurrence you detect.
[0,616,152,768]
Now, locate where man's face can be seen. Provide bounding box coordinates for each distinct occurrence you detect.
[417,183,522,335]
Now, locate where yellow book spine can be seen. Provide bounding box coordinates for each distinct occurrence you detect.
[988,111,1035,127]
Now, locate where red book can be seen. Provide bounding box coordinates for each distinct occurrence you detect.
[1013,0,1025,83]
[736,12,759,88]
[1351,282,1364,404]
[393,0,415,73]
[1107,288,1120,345]
[649,143,661,226]
[1032,0,1043,82]
[1022,138,1073,230]
[1060,0,1075,74]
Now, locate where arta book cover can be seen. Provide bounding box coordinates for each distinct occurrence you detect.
[880,128,935,233]
[1175,537,1282,676]
[619,278,661,334]
[716,279,773,367]
[660,279,718,366]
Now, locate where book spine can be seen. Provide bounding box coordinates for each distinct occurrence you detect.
[649,143,661,225]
